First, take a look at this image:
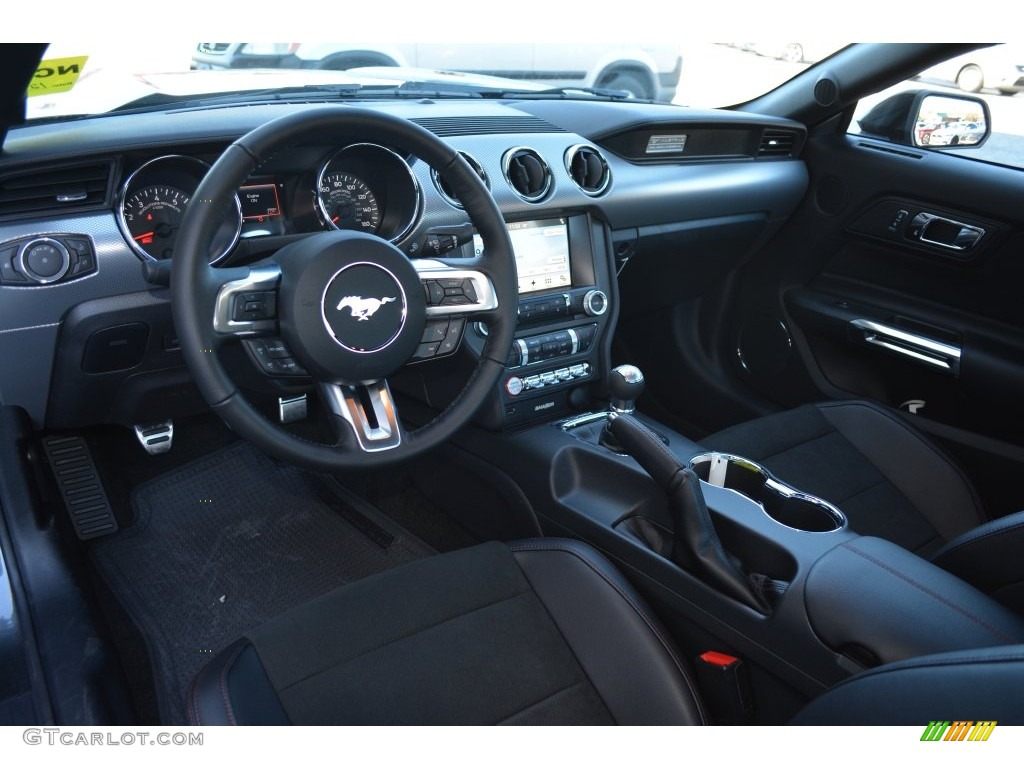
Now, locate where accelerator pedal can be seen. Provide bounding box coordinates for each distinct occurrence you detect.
[41,436,118,540]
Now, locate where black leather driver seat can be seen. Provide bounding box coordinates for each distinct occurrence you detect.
[189,538,1024,725]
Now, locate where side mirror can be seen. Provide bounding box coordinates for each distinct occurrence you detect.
[857,90,991,150]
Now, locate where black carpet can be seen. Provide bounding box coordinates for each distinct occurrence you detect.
[90,441,434,725]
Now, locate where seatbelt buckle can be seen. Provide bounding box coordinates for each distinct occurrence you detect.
[694,651,753,724]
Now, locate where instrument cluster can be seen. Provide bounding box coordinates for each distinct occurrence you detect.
[117,143,422,264]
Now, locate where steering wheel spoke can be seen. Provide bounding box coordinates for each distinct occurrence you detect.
[414,259,498,318]
[319,380,403,453]
[211,263,282,342]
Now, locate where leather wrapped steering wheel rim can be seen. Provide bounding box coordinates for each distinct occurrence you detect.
[171,106,517,470]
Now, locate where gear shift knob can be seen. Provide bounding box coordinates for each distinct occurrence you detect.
[608,364,645,413]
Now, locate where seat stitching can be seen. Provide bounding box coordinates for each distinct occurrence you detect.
[493,680,588,725]
[189,641,246,726]
[276,586,532,693]
[510,539,708,724]
[216,642,246,726]
[186,674,202,726]
[842,542,1019,644]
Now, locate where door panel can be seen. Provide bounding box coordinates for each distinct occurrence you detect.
[720,132,1024,512]
[726,132,1023,434]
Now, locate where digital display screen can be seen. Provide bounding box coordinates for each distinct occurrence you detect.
[474,218,571,295]
[239,184,281,221]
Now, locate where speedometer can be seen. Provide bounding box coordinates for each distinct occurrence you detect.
[317,173,382,233]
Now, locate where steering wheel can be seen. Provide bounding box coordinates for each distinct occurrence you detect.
[171,107,517,470]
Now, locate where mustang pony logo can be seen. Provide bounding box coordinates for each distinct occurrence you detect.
[336,295,397,321]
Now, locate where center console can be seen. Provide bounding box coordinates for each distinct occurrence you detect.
[433,354,1024,721]
[461,214,618,429]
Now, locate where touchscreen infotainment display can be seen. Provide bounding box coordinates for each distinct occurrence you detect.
[473,218,571,295]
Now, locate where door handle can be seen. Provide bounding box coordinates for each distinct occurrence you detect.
[850,318,961,374]
[908,212,984,253]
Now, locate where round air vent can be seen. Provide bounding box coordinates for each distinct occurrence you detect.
[502,147,553,202]
[814,76,839,107]
[564,144,611,196]
[431,152,489,209]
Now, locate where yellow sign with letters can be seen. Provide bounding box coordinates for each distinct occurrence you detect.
[28,56,88,97]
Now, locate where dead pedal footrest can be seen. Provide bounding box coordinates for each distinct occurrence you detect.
[41,435,118,540]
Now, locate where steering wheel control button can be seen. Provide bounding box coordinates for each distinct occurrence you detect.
[421,320,449,343]
[323,263,407,353]
[414,342,441,360]
[425,280,445,305]
[244,339,309,377]
[437,318,465,356]
[263,338,292,358]
[425,276,477,307]
[232,291,277,322]
[17,238,71,284]
[277,358,308,376]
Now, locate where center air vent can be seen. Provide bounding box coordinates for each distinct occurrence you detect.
[0,161,114,219]
[502,148,552,203]
[431,152,489,209]
[565,145,611,196]
[758,130,798,158]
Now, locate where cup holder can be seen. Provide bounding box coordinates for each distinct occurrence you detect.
[689,452,846,533]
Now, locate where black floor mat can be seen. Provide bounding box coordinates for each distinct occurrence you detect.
[90,441,434,726]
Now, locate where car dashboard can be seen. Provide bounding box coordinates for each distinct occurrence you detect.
[0,97,808,433]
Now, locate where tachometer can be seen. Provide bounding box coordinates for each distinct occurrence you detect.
[317,173,381,233]
[122,186,190,260]
[117,155,242,264]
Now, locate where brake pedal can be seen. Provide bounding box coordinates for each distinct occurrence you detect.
[134,420,174,455]
[41,436,118,540]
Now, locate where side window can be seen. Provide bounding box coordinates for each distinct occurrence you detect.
[849,44,1024,171]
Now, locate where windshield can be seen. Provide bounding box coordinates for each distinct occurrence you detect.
[25,42,849,120]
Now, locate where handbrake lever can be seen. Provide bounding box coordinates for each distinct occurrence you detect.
[608,413,771,614]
